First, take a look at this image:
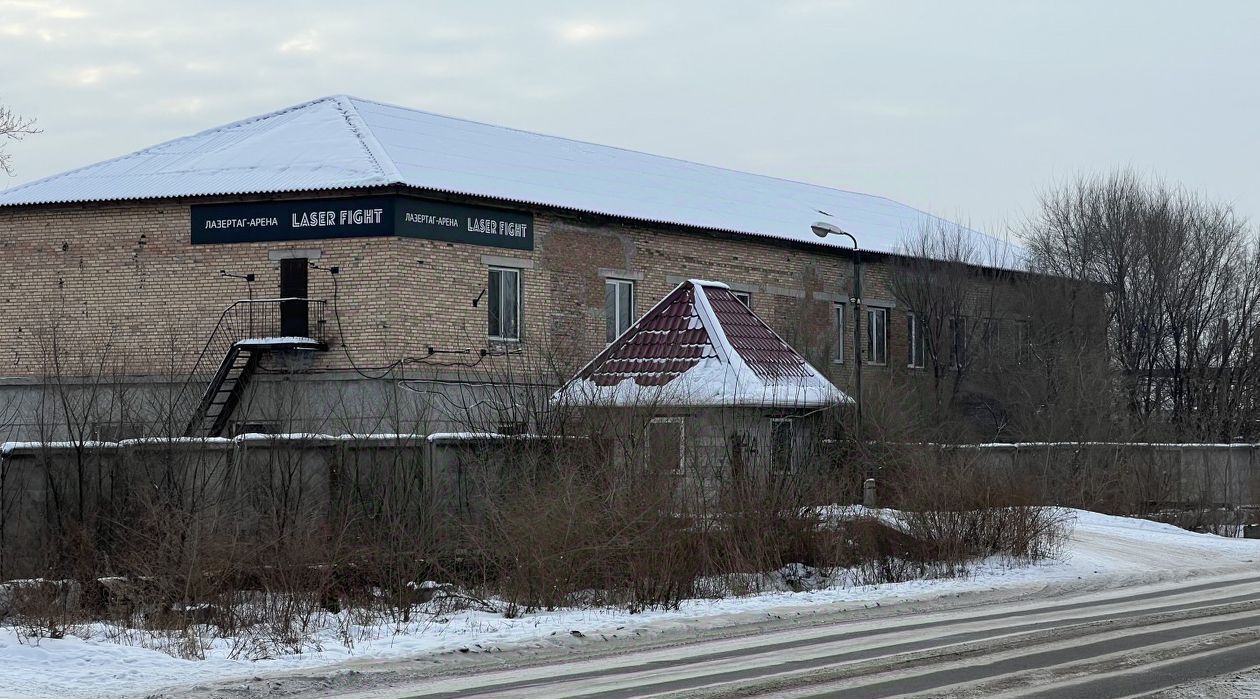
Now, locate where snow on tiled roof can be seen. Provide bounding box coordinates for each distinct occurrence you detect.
[553,280,850,408]
[0,95,1016,259]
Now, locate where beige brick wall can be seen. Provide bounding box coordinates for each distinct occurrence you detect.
[526,212,929,392]
[0,193,1009,394]
[0,198,398,378]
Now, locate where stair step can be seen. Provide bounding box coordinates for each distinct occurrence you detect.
[186,343,269,438]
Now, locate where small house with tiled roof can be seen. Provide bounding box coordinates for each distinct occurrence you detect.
[554,280,850,488]
[555,279,848,408]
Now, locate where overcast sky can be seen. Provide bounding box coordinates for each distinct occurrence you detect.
[3,0,1258,237]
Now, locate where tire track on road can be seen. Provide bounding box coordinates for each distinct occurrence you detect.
[399,577,1260,699]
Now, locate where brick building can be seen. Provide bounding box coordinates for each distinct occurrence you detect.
[0,95,1021,439]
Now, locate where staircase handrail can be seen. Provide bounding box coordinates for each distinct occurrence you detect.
[172,297,327,428]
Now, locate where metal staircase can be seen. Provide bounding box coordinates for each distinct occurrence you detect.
[181,298,328,437]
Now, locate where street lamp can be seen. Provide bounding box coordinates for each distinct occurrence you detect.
[811,222,862,434]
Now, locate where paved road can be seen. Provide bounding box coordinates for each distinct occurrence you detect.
[367,574,1260,699]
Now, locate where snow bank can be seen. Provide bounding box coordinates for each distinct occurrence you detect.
[1,509,1256,698]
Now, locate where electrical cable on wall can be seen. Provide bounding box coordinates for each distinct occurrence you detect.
[312,260,561,435]
[319,265,503,382]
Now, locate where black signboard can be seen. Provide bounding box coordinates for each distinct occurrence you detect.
[191,196,394,244]
[191,195,533,250]
[396,197,532,250]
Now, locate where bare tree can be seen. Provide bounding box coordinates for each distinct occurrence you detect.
[1024,170,1260,440]
[1002,274,1115,440]
[889,222,1012,420]
[0,102,39,175]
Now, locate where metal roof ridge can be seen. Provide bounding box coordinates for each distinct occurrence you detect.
[690,282,736,368]
[334,95,403,183]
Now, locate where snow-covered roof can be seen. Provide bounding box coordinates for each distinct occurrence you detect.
[553,279,850,409]
[0,95,1016,258]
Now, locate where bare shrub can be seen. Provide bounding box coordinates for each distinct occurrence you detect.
[463,437,700,613]
[1148,507,1247,537]
[840,517,939,586]
[1,579,83,642]
[884,447,1072,564]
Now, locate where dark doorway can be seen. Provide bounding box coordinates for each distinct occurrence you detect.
[279,258,309,337]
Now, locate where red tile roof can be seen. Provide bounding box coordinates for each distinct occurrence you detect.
[580,283,713,388]
[558,280,847,407]
[704,286,815,381]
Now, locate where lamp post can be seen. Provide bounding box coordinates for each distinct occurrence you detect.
[811,221,862,434]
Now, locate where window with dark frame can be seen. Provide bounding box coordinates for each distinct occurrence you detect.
[833,302,845,363]
[1015,319,1030,365]
[866,307,888,365]
[646,417,685,478]
[984,318,1001,367]
[949,315,968,368]
[728,430,752,483]
[907,312,926,368]
[770,418,793,478]
[487,266,521,341]
[605,278,635,344]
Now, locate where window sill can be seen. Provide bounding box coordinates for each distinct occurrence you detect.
[487,338,523,350]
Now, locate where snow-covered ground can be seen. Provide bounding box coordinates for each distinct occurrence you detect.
[1159,671,1260,698]
[1,509,1258,699]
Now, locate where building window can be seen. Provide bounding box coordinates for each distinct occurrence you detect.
[949,315,968,368]
[866,307,888,365]
[1014,320,1029,365]
[907,312,925,369]
[646,417,685,477]
[770,418,793,478]
[983,318,1001,367]
[728,431,751,483]
[605,278,635,343]
[732,290,752,308]
[487,266,521,341]
[833,302,845,363]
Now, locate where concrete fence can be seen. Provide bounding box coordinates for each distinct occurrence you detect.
[0,432,536,580]
[4,435,1260,579]
[909,442,1260,512]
